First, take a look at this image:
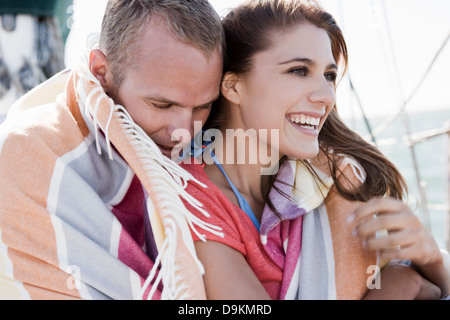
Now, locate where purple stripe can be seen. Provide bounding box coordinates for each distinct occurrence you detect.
[260,160,306,236]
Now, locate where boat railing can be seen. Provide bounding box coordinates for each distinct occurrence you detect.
[366,121,450,250]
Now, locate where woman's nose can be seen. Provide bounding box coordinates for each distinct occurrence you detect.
[308,77,336,107]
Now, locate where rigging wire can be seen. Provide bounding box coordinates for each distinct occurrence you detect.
[381,0,429,226]
[373,0,448,229]
[335,0,377,145]
[371,29,450,137]
[336,0,448,246]
[347,76,378,146]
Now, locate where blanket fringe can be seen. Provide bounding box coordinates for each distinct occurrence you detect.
[74,59,223,300]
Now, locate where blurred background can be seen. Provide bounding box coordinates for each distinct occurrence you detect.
[1,0,449,250]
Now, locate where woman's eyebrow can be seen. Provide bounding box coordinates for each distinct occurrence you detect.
[278,57,314,66]
[278,57,338,70]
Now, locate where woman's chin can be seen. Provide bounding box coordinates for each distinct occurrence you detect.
[285,144,319,161]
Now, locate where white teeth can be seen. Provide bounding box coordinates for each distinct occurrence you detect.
[289,115,320,126]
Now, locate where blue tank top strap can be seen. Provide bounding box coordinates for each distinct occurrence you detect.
[182,134,261,232]
[208,151,261,232]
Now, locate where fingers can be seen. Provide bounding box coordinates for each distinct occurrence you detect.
[352,211,420,240]
[348,197,440,266]
[352,210,422,247]
[377,241,424,263]
[347,197,410,225]
[361,229,416,252]
[348,197,421,250]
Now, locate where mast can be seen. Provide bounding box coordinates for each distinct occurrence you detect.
[447,128,450,251]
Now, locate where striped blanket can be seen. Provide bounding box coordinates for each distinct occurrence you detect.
[0,58,218,299]
[262,157,378,300]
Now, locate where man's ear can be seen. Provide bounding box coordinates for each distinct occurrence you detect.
[89,49,112,89]
[221,72,242,105]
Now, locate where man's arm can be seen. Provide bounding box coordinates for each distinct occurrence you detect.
[363,263,441,300]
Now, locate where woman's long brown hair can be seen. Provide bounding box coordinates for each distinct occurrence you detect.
[206,0,407,213]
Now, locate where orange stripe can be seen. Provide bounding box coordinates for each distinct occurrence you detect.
[325,166,376,300]
[0,84,87,299]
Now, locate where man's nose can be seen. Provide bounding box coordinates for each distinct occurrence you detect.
[168,113,194,144]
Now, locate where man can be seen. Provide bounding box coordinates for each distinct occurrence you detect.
[0,0,223,300]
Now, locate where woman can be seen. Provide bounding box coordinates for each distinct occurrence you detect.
[181,0,450,300]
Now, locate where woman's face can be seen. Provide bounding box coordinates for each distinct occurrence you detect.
[233,23,337,160]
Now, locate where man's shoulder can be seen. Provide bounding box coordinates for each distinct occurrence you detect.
[0,69,87,159]
[0,106,64,172]
[0,69,70,141]
[0,102,68,158]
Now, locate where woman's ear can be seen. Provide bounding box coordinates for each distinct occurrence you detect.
[89,49,112,89]
[221,72,242,105]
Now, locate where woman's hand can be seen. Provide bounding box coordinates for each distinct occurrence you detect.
[348,197,441,266]
[348,197,450,297]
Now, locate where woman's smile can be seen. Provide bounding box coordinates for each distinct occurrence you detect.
[286,111,324,136]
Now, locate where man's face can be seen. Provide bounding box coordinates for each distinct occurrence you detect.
[104,20,223,158]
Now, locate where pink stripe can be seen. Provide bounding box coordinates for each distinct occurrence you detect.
[279,217,303,300]
[117,228,162,299]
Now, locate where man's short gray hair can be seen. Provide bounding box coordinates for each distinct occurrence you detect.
[99,0,224,88]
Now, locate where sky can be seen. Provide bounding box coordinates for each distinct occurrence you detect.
[65,0,450,120]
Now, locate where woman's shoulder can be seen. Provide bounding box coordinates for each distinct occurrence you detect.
[179,158,240,221]
[309,151,367,191]
[180,158,217,192]
[180,158,249,254]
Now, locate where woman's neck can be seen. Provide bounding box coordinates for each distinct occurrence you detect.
[203,121,280,218]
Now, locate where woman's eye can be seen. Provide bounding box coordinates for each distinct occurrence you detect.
[289,67,309,77]
[325,71,337,83]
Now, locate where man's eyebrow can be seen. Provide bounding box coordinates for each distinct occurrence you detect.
[278,57,338,70]
[196,95,220,108]
[143,96,180,106]
[143,94,220,108]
